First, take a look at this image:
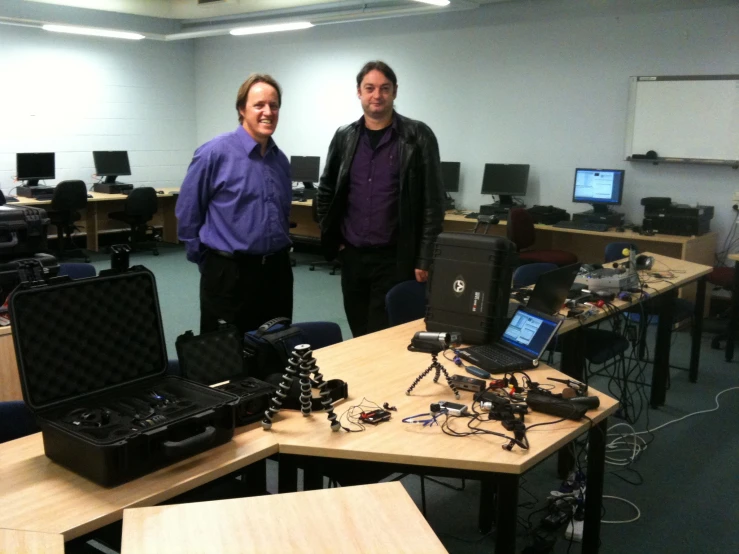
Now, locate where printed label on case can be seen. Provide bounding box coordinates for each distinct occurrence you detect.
[470,291,485,313]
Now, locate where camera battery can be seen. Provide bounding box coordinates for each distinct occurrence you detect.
[451,374,486,393]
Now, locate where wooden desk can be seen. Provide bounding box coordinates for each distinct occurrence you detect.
[121,482,447,554]
[0,428,277,541]
[15,187,180,252]
[0,529,64,553]
[444,212,716,305]
[289,198,319,241]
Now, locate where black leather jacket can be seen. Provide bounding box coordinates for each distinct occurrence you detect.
[316,112,445,278]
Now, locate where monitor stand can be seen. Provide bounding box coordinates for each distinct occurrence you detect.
[444,192,456,211]
[572,204,624,226]
[17,181,54,198]
[479,195,525,218]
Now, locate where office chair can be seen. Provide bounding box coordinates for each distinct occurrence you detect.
[46,180,90,263]
[512,263,557,289]
[308,201,340,274]
[108,187,160,256]
[293,321,343,348]
[58,262,96,280]
[0,401,38,443]
[386,280,427,326]
[507,208,578,266]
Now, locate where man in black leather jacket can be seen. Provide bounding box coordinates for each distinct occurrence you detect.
[316,61,444,337]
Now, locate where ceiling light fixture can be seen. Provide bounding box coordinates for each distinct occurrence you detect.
[411,0,451,6]
[230,21,313,36]
[42,24,145,40]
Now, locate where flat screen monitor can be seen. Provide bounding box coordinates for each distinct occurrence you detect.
[441,161,460,193]
[572,168,624,213]
[93,151,131,184]
[16,152,55,186]
[481,163,530,206]
[290,156,320,184]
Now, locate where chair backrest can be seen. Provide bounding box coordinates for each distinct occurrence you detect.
[0,401,39,443]
[125,187,158,218]
[386,280,427,326]
[51,180,88,212]
[507,208,536,250]
[58,263,97,279]
[604,242,638,263]
[513,262,557,288]
[293,321,343,349]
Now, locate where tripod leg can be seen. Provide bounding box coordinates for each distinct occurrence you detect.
[406,365,436,396]
[433,365,441,383]
[295,345,313,417]
[262,357,298,430]
[313,362,341,432]
[437,363,461,399]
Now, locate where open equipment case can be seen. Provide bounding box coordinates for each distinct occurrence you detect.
[9,267,238,486]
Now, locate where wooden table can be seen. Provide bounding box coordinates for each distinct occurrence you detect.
[14,187,180,252]
[0,428,277,541]
[121,482,447,554]
[0,529,63,553]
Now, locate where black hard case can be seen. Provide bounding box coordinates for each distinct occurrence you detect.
[9,269,237,487]
[426,232,516,344]
[0,253,59,304]
[0,205,50,258]
[176,325,277,427]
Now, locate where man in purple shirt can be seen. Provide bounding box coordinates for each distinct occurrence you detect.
[176,74,293,334]
[317,61,445,337]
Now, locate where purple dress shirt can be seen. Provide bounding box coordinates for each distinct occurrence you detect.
[341,117,400,248]
[176,126,292,265]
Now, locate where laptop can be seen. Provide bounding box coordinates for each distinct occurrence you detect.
[457,305,562,373]
[507,263,582,317]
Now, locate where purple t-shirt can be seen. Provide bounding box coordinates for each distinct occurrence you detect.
[341,118,400,248]
[176,126,292,264]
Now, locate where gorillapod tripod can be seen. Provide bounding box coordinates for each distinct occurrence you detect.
[406,345,461,399]
[262,343,341,432]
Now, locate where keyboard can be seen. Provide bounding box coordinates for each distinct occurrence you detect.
[464,212,480,219]
[458,343,530,372]
[552,220,610,232]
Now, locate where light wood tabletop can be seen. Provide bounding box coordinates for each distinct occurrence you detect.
[0,529,64,553]
[270,320,619,475]
[11,187,180,206]
[0,428,277,541]
[121,482,447,554]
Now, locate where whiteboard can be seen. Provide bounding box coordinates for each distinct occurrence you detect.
[624,75,739,163]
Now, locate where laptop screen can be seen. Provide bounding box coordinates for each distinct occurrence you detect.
[501,308,559,357]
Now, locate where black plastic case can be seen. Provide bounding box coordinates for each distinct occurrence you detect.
[426,232,517,344]
[0,205,50,259]
[9,269,237,487]
[176,325,277,427]
[0,253,59,304]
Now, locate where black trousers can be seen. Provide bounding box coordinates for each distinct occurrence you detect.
[340,244,402,337]
[200,248,293,335]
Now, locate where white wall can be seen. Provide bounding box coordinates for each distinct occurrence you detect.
[0,25,196,192]
[193,1,739,249]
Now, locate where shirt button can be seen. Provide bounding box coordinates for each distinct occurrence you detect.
[369,178,372,182]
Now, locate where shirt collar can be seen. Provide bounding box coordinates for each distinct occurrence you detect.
[358,111,398,135]
[235,125,278,156]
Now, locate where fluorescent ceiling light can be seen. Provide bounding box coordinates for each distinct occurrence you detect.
[42,24,144,40]
[230,21,313,36]
[412,0,450,6]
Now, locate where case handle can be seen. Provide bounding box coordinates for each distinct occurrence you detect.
[162,426,216,458]
[0,231,19,248]
[256,317,292,336]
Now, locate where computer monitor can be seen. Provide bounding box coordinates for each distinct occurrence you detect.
[441,161,460,193]
[481,163,530,207]
[93,151,132,184]
[16,153,55,187]
[290,156,320,184]
[572,168,624,214]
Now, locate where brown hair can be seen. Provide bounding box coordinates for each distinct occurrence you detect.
[235,73,282,123]
[356,61,397,89]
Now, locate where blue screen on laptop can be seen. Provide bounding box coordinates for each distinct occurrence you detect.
[502,310,558,357]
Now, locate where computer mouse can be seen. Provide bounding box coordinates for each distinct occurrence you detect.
[87,194,93,198]
[157,190,164,194]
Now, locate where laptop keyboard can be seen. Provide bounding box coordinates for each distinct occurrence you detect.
[460,344,530,371]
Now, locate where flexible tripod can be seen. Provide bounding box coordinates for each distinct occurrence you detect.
[406,351,461,399]
[262,344,341,432]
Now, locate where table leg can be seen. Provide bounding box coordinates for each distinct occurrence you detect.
[479,477,495,533]
[85,203,99,252]
[726,262,739,361]
[161,197,178,244]
[494,474,518,554]
[582,417,607,553]
[242,458,267,496]
[558,329,584,477]
[277,454,298,493]
[689,277,706,382]
[650,289,676,407]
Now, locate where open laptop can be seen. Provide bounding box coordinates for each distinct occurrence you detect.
[508,263,582,317]
[457,305,562,373]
